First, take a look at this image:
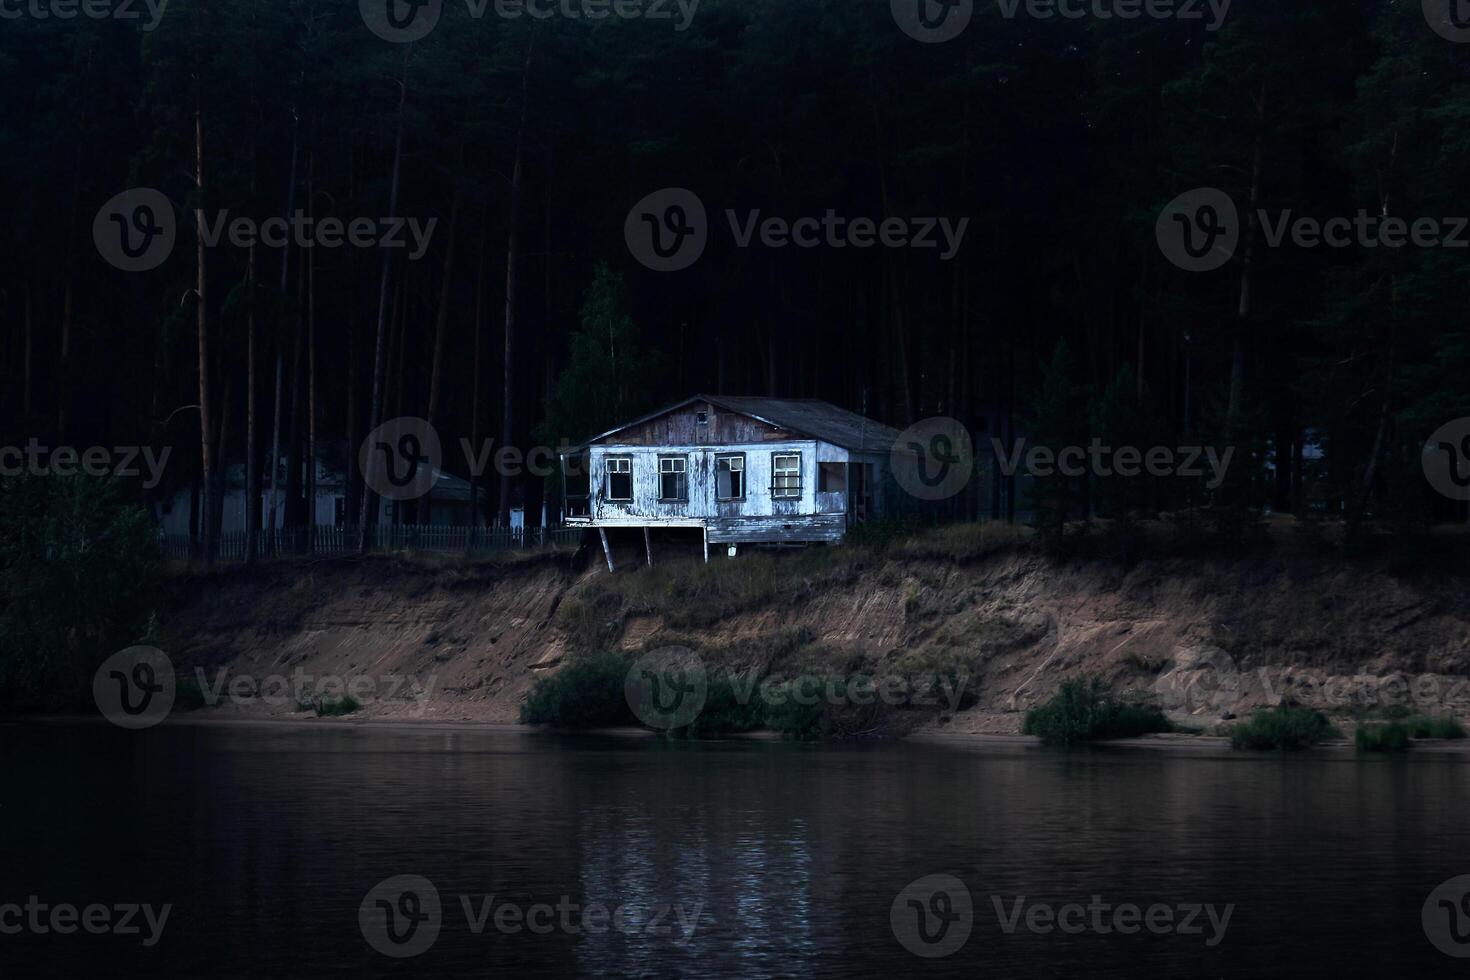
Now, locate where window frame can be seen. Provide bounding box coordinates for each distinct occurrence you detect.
[715,453,746,501]
[772,452,803,499]
[658,455,689,502]
[604,455,634,502]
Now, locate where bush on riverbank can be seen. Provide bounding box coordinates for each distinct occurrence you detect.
[1355,722,1411,753]
[1403,715,1466,740]
[1021,677,1173,745]
[1229,706,1337,751]
[519,652,636,728]
[520,653,928,739]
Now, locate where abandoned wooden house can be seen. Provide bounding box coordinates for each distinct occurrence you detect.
[561,395,904,568]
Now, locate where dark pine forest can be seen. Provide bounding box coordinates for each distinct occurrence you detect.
[3,0,1469,560]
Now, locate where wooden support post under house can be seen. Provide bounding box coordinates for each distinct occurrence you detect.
[643,527,654,568]
[599,528,615,573]
[702,525,709,564]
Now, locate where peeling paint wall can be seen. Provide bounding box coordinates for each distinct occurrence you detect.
[587,439,846,521]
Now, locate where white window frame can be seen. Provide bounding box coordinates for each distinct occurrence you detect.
[659,455,688,501]
[605,456,633,501]
[772,453,802,499]
[716,454,746,501]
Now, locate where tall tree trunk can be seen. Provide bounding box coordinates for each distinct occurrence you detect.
[1228,84,1266,435]
[57,282,72,442]
[359,71,408,552]
[498,40,534,529]
[245,243,259,565]
[427,192,461,429]
[194,92,216,565]
[346,293,360,532]
[285,248,306,540]
[468,220,488,528]
[22,284,32,419]
[306,155,318,553]
[425,190,462,527]
[210,370,235,547]
[267,112,300,554]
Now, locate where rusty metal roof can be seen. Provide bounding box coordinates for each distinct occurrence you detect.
[577,395,903,453]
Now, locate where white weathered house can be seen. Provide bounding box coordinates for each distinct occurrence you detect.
[562,395,903,565]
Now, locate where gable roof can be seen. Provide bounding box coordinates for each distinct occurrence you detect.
[579,394,902,453]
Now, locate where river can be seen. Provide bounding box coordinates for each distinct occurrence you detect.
[3,721,1467,978]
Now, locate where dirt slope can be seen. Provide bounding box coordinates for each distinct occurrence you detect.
[160,547,1470,732]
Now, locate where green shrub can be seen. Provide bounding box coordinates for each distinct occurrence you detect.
[1229,706,1337,751]
[1402,715,1467,740]
[763,678,828,740]
[519,652,636,728]
[1355,723,1411,753]
[1021,677,1173,745]
[0,474,164,711]
[317,695,360,717]
[671,673,764,739]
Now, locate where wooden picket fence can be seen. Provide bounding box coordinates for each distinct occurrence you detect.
[160,524,585,562]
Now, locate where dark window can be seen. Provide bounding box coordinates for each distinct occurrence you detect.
[819,462,847,493]
[659,456,688,500]
[696,411,710,425]
[716,455,745,500]
[606,457,633,501]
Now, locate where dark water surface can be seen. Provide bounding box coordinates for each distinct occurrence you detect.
[3,721,1468,978]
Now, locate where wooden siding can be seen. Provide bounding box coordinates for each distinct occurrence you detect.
[597,402,791,447]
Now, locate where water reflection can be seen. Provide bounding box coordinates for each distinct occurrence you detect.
[2,724,1467,978]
